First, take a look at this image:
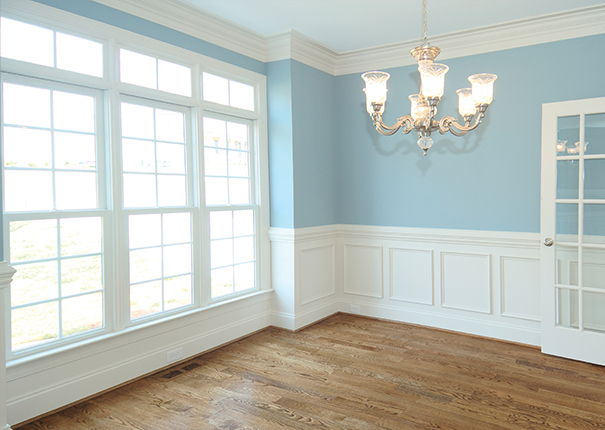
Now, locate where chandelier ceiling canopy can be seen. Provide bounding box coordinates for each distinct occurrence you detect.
[362,0,497,155]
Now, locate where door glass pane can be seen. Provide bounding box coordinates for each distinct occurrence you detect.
[583,291,605,334]
[556,160,579,199]
[556,203,578,243]
[584,159,605,200]
[557,116,580,156]
[556,287,579,330]
[556,245,578,286]
[584,113,605,155]
[584,204,605,244]
[583,248,605,289]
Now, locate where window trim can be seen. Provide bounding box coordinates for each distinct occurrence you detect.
[1,0,270,361]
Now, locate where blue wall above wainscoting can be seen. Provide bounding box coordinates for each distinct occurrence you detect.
[334,33,605,233]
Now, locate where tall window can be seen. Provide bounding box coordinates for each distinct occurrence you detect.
[1,14,267,358]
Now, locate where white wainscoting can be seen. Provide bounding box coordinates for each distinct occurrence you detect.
[269,224,542,347]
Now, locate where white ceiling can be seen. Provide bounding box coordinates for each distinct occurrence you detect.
[178,0,605,52]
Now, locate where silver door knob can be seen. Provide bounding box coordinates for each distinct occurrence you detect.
[543,237,554,247]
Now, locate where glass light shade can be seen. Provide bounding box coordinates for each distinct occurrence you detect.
[468,73,497,105]
[361,71,390,114]
[418,63,449,98]
[456,88,476,117]
[409,94,429,122]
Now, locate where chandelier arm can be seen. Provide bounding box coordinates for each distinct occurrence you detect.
[372,114,414,136]
[438,112,485,136]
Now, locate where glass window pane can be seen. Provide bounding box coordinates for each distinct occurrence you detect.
[5,170,53,212]
[202,73,228,105]
[229,81,254,111]
[583,248,605,289]
[556,203,578,243]
[583,291,605,334]
[584,204,605,244]
[61,256,103,297]
[3,127,52,168]
[60,217,102,257]
[120,49,157,89]
[163,213,191,245]
[229,178,250,204]
[234,236,254,264]
[121,103,154,140]
[11,302,58,351]
[585,113,605,155]
[158,60,191,97]
[556,245,578,286]
[129,214,161,249]
[205,177,228,206]
[211,239,233,269]
[55,171,97,210]
[556,287,578,329]
[233,210,254,237]
[556,160,578,200]
[130,280,162,319]
[122,139,156,173]
[130,247,162,283]
[3,83,51,128]
[163,244,191,277]
[157,175,187,206]
[54,132,96,170]
[155,109,184,143]
[234,262,255,292]
[210,211,232,240]
[0,18,54,67]
[557,116,579,156]
[227,122,248,151]
[53,91,95,133]
[62,292,103,337]
[56,32,103,77]
[11,261,58,306]
[211,267,233,298]
[157,143,185,174]
[10,219,57,262]
[584,159,605,200]
[123,173,157,208]
[204,148,228,176]
[164,275,192,310]
[228,151,249,177]
[203,118,226,148]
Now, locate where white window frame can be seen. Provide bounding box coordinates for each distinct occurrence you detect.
[0,0,270,361]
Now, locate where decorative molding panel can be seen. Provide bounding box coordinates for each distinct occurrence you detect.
[343,244,383,298]
[389,248,433,305]
[441,252,491,314]
[500,256,541,321]
[299,245,336,305]
[88,1,605,76]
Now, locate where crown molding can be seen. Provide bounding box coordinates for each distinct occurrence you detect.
[91,0,266,62]
[69,1,605,76]
[266,30,338,75]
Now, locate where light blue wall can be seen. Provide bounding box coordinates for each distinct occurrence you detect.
[267,60,295,228]
[291,61,338,228]
[335,34,605,233]
[32,0,265,74]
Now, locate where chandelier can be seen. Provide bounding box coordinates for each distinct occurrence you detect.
[362,0,497,155]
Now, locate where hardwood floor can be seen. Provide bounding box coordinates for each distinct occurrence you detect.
[15,314,605,429]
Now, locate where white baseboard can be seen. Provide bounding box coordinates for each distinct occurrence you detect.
[272,301,339,331]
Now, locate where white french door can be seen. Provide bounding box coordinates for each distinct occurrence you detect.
[541,96,605,365]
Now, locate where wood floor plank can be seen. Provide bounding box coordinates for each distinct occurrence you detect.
[14,314,605,429]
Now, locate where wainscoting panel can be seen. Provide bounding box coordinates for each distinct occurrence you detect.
[500,256,541,321]
[343,244,383,298]
[299,245,336,305]
[441,252,491,314]
[389,248,433,305]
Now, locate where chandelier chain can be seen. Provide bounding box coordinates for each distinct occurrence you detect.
[423,0,428,45]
